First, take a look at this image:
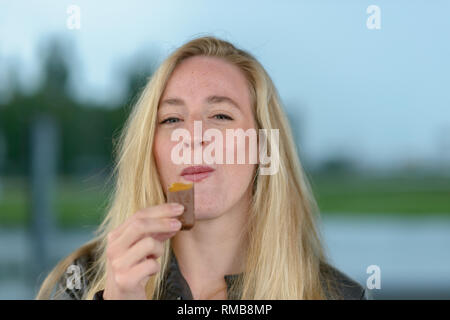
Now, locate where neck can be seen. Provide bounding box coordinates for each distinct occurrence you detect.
[171,192,250,289]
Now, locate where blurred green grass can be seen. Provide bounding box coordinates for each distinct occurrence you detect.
[309,173,450,215]
[0,176,110,229]
[0,174,449,229]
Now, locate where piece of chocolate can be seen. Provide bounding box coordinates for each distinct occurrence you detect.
[167,182,195,230]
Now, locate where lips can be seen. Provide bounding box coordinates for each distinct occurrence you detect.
[181,165,215,182]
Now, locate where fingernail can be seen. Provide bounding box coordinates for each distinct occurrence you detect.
[170,219,182,229]
[171,203,184,214]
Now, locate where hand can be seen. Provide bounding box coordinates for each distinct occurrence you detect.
[103,203,184,299]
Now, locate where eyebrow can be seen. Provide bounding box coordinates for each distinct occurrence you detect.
[160,95,241,111]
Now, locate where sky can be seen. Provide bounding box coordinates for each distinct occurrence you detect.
[1,0,449,171]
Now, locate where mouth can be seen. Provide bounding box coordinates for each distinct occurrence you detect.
[181,165,215,182]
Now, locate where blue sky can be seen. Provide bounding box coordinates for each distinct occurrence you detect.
[1,0,449,170]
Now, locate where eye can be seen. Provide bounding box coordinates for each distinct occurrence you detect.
[160,117,181,124]
[213,114,233,121]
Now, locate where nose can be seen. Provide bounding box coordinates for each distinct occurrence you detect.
[183,120,206,150]
[182,134,205,149]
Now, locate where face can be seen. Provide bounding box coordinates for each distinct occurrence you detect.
[154,56,257,220]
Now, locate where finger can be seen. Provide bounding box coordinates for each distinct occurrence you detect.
[140,203,185,219]
[109,203,184,241]
[113,217,181,255]
[113,236,164,271]
[152,230,179,242]
[127,258,161,288]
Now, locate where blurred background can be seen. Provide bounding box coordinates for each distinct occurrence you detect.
[0,0,449,299]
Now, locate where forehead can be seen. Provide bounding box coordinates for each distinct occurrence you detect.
[161,56,251,107]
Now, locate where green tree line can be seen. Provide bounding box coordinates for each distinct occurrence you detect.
[0,38,154,177]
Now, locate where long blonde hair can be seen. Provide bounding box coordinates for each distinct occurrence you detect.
[37,36,337,300]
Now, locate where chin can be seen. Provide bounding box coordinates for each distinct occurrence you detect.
[194,205,223,220]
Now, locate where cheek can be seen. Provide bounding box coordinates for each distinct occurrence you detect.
[218,124,258,194]
[225,163,255,189]
[221,134,256,191]
[154,133,177,186]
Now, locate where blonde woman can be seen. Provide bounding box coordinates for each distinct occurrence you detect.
[36,36,369,300]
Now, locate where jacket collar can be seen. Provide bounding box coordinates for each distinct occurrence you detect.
[161,246,242,300]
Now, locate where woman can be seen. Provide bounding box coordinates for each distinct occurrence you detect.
[36,36,368,300]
